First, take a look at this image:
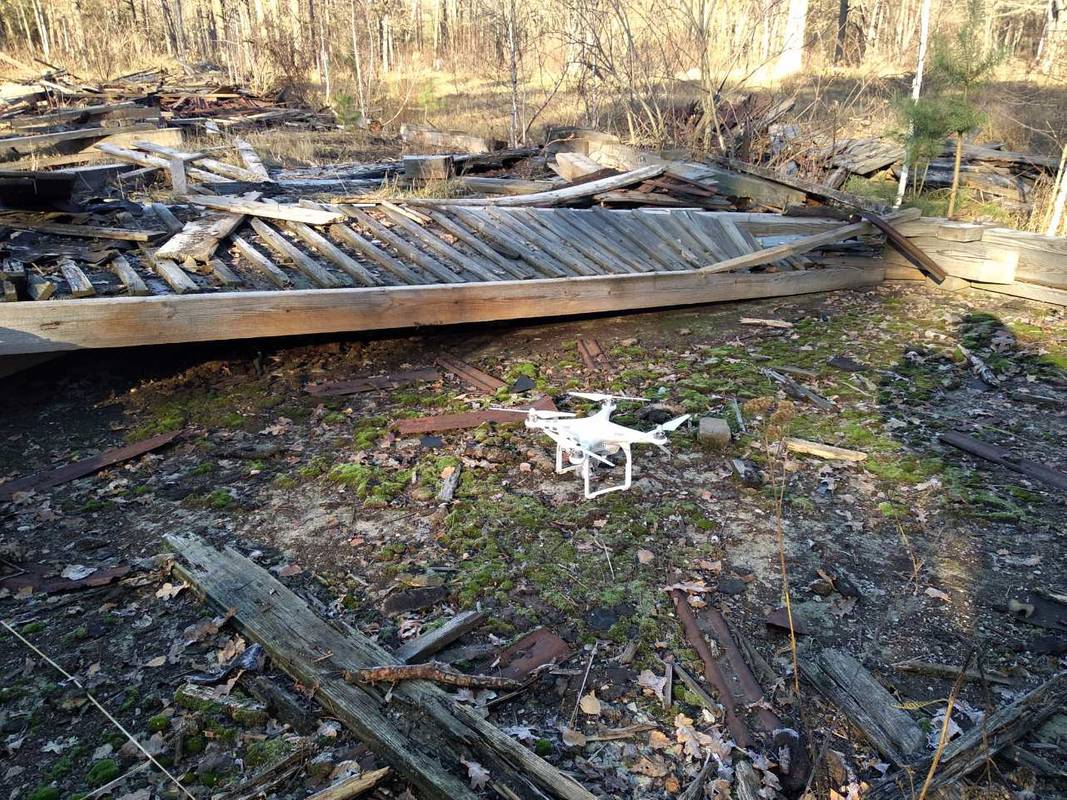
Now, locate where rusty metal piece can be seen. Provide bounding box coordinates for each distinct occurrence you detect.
[393,395,556,435]
[669,589,750,746]
[576,337,608,371]
[854,208,948,284]
[496,627,572,680]
[435,354,505,393]
[0,564,131,595]
[305,368,440,397]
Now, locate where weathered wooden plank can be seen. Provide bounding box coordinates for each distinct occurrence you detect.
[4,220,162,241]
[423,210,531,279]
[882,237,1016,284]
[451,207,568,278]
[866,673,1067,800]
[378,206,498,282]
[0,266,885,354]
[167,534,594,800]
[548,209,646,273]
[234,139,272,181]
[0,123,160,161]
[58,258,94,297]
[585,209,674,272]
[27,273,55,300]
[133,140,264,183]
[285,222,380,287]
[396,611,487,664]
[967,279,1067,306]
[410,165,665,207]
[109,255,149,296]
[552,152,603,181]
[94,142,223,184]
[147,202,184,234]
[799,649,924,764]
[982,228,1067,289]
[399,123,497,154]
[151,257,199,294]
[343,206,464,284]
[2,279,17,302]
[327,223,424,285]
[483,208,595,276]
[250,218,344,289]
[511,210,612,275]
[209,259,242,287]
[701,209,920,274]
[188,195,341,225]
[0,431,180,500]
[231,235,290,287]
[457,176,556,195]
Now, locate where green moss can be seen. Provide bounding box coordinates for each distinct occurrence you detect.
[191,461,216,476]
[323,411,347,424]
[877,501,908,518]
[352,415,388,449]
[119,687,140,712]
[147,713,170,733]
[244,738,292,769]
[81,498,109,512]
[87,759,120,787]
[203,489,233,510]
[127,382,275,440]
[20,621,45,635]
[27,787,60,800]
[534,738,553,757]
[328,463,411,506]
[183,735,206,754]
[48,752,78,781]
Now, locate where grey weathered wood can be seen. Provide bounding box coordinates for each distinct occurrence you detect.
[552,152,603,181]
[396,611,487,664]
[232,235,290,287]
[980,228,1067,289]
[58,258,95,297]
[799,649,923,764]
[209,259,242,287]
[285,222,380,287]
[882,237,1016,284]
[343,206,464,284]
[234,139,272,181]
[450,207,567,279]
[3,219,163,241]
[148,202,184,234]
[630,211,702,265]
[378,206,498,282]
[167,534,594,800]
[0,123,160,161]
[155,194,259,264]
[424,210,531,279]
[94,142,224,184]
[701,208,921,274]
[483,208,595,276]
[327,223,424,285]
[516,210,618,275]
[409,165,665,207]
[148,254,199,294]
[250,218,344,289]
[866,672,1067,800]
[27,273,56,300]
[134,140,264,183]
[168,156,189,194]
[402,155,454,181]
[2,279,17,302]
[109,255,149,296]
[586,209,673,272]
[544,209,647,274]
[187,195,341,225]
[399,123,495,154]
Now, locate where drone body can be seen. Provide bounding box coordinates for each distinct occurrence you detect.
[513,393,690,498]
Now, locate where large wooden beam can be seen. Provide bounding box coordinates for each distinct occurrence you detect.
[167,534,593,800]
[0,266,884,355]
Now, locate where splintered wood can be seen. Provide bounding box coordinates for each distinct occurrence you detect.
[167,533,595,800]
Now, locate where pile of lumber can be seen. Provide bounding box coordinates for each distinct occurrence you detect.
[886,215,1067,305]
[801,135,1058,210]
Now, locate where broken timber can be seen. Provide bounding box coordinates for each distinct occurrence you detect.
[167,533,595,800]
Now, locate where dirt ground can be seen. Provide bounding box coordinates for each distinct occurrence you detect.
[1,282,1065,800]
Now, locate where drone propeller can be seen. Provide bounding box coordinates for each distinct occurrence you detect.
[489,406,577,419]
[655,414,692,432]
[567,391,650,403]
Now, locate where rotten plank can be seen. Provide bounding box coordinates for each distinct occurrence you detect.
[396,611,487,664]
[305,368,440,397]
[435,354,505,393]
[167,533,595,800]
[394,396,557,435]
[0,431,181,500]
[939,430,1067,492]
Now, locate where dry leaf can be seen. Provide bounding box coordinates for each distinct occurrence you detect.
[648,730,671,749]
[144,655,166,668]
[630,756,669,778]
[155,582,186,600]
[560,726,587,747]
[579,691,602,716]
[638,669,667,698]
[924,587,951,602]
[61,564,97,581]
[460,758,490,790]
[636,549,655,565]
[275,563,303,577]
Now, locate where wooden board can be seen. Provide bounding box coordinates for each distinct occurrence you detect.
[0,266,884,355]
[982,228,1067,289]
[167,533,593,800]
[882,237,1017,284]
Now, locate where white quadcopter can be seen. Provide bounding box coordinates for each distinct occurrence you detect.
[499,392,690,499]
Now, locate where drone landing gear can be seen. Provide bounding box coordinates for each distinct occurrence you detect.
[555,443,633,499]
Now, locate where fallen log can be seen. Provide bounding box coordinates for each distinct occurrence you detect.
[938,430,1067,492]
[167,534,595,800]
[344,662,522,690]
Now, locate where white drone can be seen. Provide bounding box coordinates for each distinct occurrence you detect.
[499,392,690,499]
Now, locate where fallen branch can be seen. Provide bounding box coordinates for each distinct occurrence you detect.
[343,661,521,690]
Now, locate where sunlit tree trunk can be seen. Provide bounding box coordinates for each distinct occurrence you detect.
[894,0,931,207]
